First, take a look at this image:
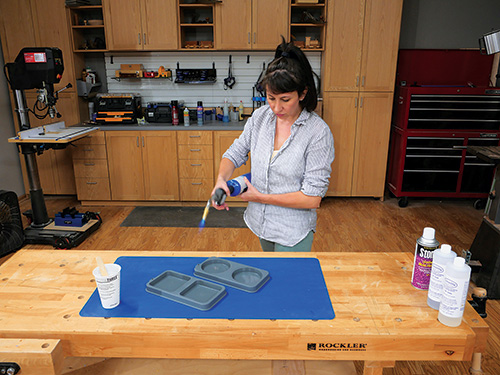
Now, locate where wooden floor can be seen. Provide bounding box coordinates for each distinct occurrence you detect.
[3,195,499,374]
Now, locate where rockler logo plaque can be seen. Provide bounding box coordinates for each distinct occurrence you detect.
[307,342,368,351]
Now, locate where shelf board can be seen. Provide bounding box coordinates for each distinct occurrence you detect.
[291,23,325,27]
[179,3,214,7]
[180,23,213,27]
[291,3,325,7]
[74,49,108,53]
[72,25,105,29]
[67,5,103,10]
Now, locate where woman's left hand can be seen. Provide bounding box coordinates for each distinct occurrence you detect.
[239,176,262,203]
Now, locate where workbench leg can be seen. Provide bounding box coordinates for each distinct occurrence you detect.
[0,339,63,375]
[272,360,306,375]
[363,361,395,375]
[470,353,484,374]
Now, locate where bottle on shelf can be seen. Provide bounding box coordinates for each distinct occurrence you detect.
[183,107,190,126]
[239,100,244,121]
[171,100,179,125]
[197,101,204,126]
[223,98,229,123]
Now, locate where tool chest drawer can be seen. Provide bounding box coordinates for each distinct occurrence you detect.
[178,159,214,179]
[75,131,106,145]
[177,131,213,145]
[75,178,111,201]
[180,178,213,201]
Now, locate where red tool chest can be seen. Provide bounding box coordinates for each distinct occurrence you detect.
[387,50,500,207]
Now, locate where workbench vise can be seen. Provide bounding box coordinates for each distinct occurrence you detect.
[54,207,90,227]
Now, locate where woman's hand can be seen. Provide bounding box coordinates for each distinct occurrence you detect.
[210,176,230,211]
[239,176,262,203]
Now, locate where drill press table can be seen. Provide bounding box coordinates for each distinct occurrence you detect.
[0,250,488,375]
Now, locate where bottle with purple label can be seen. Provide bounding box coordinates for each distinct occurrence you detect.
[411,227,440,290]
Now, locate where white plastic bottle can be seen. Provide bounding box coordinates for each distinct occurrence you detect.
[438,257,471,327]
[223,98,229,123]
[427,244,457,310]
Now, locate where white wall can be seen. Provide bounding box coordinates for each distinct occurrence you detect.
[0,44,24,196]
[104,51,322,108]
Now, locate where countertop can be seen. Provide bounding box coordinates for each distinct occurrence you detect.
[78,120,246,131]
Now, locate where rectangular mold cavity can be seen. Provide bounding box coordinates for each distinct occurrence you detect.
[194,257,270,293]
[146,270,226,311]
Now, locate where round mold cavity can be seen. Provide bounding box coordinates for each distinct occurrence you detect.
[232,268,262,285]
[201,259,231,274]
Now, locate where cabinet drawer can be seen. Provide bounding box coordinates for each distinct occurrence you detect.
[178,131,213,145]
[178,144,213,160]
[180,178,213,201]
[179,159,214,179]
[75,177,111,201]
[73,159,109,178]
[72,144,107,159]
[74,131,106,145]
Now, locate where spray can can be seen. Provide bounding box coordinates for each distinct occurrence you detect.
[197,101,204,125]
[183,107,190,126]
[411,227,440,290]
[427,244,457,310]
[212,173,251,206]
[438,257,471,327]
[171,100,179,125]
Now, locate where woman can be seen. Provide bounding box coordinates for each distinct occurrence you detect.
[211,39,334,252]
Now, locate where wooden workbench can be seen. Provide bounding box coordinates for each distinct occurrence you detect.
[0,250,488,375]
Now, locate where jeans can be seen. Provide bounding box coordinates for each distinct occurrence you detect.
[259,231,314,252]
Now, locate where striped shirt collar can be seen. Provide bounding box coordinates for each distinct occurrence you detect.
[269,107,311,127]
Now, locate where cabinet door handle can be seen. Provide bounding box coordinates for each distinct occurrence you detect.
[143,33,146,45]
[189,135,201,138]
[86,182,98,185]
[361,76,365,87]
[355,97,358,108]
[253,32,256,44]
[138,33,141,45]
[248,32,251,44]
[190,148,201,152]
[137,137,139,147]
[142,136,145,147]
[360,97,364,108]
[356,76,359,87]
[84,162,95,166]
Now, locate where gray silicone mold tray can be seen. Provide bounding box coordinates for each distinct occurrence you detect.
[146,270,227,311]
[194,257,270,293]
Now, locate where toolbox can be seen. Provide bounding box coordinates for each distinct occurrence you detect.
[95,93,142,124]
[55,207,90,227]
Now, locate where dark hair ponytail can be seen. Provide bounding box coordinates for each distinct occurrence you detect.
[260,37,318,112]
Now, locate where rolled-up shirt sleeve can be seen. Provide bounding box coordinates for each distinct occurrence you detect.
[301,126,335,197]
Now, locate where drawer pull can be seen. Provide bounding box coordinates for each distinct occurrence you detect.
[190,149,201,152]
[86,182,98,185]
[191,182,202,185]
[84,163,95,166]
[189,135,201,138]
[191,163,202,166]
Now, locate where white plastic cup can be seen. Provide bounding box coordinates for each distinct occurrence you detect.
[93,264,121,309]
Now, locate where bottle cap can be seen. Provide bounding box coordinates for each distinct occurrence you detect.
[440,244,452,253]
[422,227,435,240]
[198,101,203,106]
[454,257,465,267]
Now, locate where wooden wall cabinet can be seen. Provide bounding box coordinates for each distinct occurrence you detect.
[322,0,403,92]
[104,0,177,51]
[321,0,402,198]
[215,0,289,50]
[106,131,179,200]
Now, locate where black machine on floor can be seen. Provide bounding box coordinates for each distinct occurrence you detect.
[3,47,101,251]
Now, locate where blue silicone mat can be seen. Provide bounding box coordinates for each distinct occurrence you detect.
[80,257,335,320]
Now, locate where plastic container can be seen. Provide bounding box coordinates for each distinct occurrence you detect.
[411,227,440,290]
[438,257,471,327]
[239,101,244,121]
[223,98,229,123]
[197,101,204,125]
[212,173,251,206]
[427,244,457,310]
[183,107,190,126]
